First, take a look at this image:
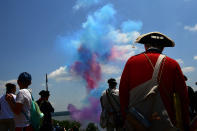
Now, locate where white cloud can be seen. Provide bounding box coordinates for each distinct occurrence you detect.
[107,30,140,44]
[116,76,121,83]
[41,83,52,88]
[0,79,17,88]
[48,66,67,79]
[48,66,79,82]
[110,44,138,61]
[73,0,101,10]
[194,56,197,60]
[184,24,197,32]
[176,59,184,64]
[182,66,195,73]
[101,64,121,75]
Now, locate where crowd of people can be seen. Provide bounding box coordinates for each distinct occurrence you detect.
[0,72,54,131]
[0,31,197,131]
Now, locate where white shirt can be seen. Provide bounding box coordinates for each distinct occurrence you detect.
[0,93,16,119]
[14,89,32,127]
[101,88,120,112]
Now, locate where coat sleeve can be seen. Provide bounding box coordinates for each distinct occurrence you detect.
[119,60,131,119]
[174,64,190,128]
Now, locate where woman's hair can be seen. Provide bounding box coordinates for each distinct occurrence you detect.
[6,83,16,94]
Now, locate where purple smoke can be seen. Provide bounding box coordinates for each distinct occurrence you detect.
[68,97,101,123]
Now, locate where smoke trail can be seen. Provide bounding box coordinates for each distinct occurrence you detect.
[58,3,143,124]
[68,97,101,123]
[67,86,106,123]
[71,46,101,90]
[67,4,117,90]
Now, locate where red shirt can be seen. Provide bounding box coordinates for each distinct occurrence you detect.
[119,51,189,127]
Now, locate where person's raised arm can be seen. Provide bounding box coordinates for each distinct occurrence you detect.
[6,94,23,115]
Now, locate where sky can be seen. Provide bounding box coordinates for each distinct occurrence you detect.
[0,0,197,123]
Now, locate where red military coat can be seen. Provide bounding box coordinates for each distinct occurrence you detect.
[119,51,189,128]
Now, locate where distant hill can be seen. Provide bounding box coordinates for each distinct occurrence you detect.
[52,111,70,116]
[52,111,71,121]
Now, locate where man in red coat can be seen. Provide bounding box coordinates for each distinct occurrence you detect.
[119,32,189,130]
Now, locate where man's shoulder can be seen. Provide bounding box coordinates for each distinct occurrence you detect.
[129,53,144,59]
[18,88,27,93]
[165,56,180,67]
[19,88,31,94]
[126,53,146,64]
[17,89,32,100]
[165,56,178,62]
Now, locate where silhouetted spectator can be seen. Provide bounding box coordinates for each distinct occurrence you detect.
[184,75,196,120]
[73,125,79,131]
[37,90,54,131]
[0,83,16,131]
[6,72,33,131]
[194,91,197,113]
[100,78,123,131]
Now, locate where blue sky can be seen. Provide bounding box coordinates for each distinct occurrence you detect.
[0,0,197,112]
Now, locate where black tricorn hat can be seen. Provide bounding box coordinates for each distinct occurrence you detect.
[135,32,175,47]
[39,90,50,97]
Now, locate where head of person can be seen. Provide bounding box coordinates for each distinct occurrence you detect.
[108,78,117,89]
[5,83,16,94]
[39,90,50,100]
[17,72,32,89]
[135,32,175,52]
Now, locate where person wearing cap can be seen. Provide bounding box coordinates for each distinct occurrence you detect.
[0,83,16,131]
[6,72,33,131]
[100,78,123,131]
[119,32,189,130]
[36,90,46,107]
[36,90,54,131]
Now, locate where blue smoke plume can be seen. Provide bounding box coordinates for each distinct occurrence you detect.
[121,20,143,33]
[57,2,143,124]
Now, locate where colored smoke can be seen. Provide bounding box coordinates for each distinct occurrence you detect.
[59,3,143,124]
[71,46,101,90]
[68,97,101,123]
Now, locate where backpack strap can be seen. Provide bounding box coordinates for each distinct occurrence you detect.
[152,54,166,84]
[144,53,166,84]
[106,89,118,113]
[109,90,120,107]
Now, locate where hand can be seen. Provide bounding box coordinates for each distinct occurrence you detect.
[5,94,14,103]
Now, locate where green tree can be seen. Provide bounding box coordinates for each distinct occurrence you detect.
[86,123,99,131]
[53,119,81,130]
